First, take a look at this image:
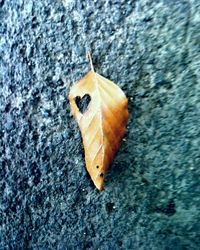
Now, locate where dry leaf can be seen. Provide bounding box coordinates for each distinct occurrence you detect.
[68,54,128,191]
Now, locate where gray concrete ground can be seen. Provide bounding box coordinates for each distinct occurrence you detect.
[0,0,200,249]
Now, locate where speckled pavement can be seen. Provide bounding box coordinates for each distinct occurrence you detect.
[0,0,200,249]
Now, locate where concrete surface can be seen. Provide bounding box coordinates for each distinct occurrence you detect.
[0,0,200,249]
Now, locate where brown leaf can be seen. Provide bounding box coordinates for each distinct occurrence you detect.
[68,54,128,191]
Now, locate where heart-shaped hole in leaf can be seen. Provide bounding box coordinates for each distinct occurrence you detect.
[75,94,91,113]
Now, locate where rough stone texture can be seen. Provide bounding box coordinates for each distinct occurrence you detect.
[0,0,200,249]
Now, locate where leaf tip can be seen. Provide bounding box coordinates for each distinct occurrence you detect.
[94,177,104,191]
[91,171,104,191]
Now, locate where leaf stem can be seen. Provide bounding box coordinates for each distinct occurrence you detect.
[87,52,95,72]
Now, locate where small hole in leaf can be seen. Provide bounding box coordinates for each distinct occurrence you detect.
[75,94,91,113]
[99,173,104,178]
[96,165,99,169]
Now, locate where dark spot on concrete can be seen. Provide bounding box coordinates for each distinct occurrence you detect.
[0,0,5,7]
[4,103,11,112]
[118,240,123,246]
[156,199,176,216]
[105,202,115,214]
